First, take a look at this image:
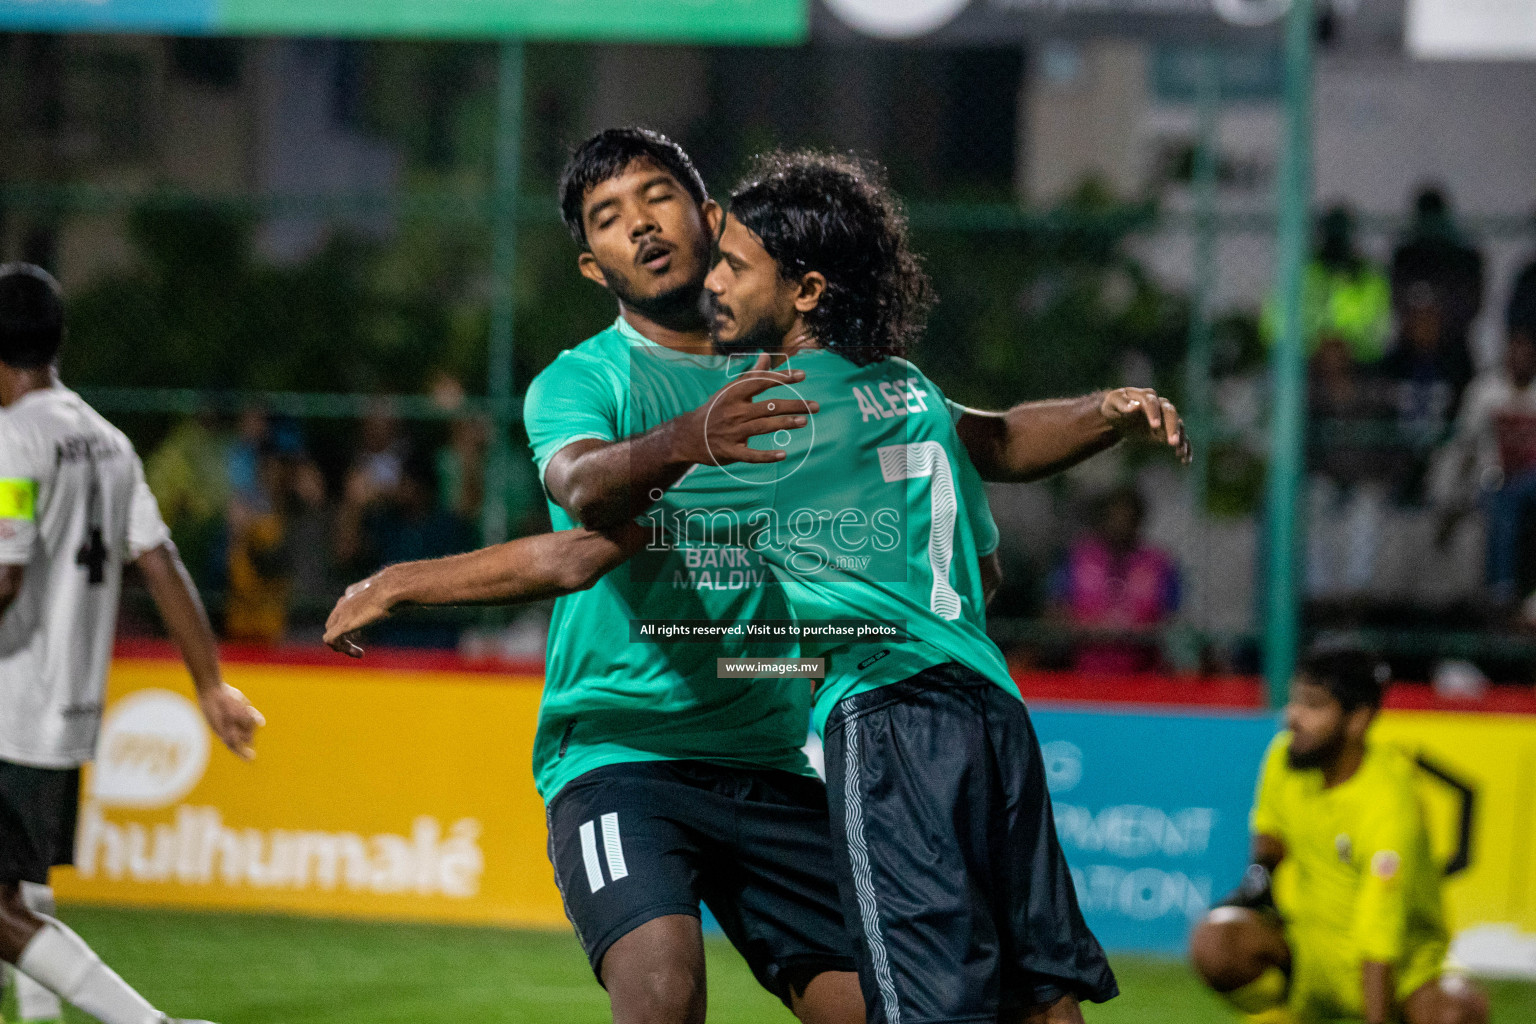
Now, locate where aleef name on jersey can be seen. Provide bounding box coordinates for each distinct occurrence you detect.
[853,376,931,422]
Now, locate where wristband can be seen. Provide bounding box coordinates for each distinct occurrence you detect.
[1221,863,1274,910]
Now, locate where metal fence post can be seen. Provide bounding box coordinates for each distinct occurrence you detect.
[1263,0,1316,707]
[484,40,526,547]
[1184,43,1221,632]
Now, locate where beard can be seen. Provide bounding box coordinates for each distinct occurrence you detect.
[706,293,791,357]
[597,258,708,331]
[1287,730,1345,770]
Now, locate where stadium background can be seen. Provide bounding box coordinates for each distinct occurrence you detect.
[5,0,1536,1019]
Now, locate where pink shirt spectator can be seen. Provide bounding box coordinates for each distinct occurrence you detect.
[1057,535,1180,674]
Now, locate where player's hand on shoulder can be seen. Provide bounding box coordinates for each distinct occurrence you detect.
[323,573,394,658]
[1101,387,1192,466]
[198,682,265,761]
[674,352,820,467]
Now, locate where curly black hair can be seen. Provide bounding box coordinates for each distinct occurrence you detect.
[728,151,934,366]
[558,128,709,250]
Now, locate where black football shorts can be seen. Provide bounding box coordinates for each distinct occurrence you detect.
[824,663,1119,1023]
[545,759,857,1007]
[0,758,81,885]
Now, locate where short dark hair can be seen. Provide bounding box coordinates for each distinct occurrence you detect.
[558,128,709,249]
[728,151,934,367]
[1300,641,1389,712]
[0,263,65,369]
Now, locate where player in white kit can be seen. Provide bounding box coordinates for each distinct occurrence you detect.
[0,264,264,1024]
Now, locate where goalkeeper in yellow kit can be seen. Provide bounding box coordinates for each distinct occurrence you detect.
[1189,645,1489,1024]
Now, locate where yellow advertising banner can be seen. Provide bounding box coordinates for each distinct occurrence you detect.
[52,656,1536,976]
[53,654,568,928]
[1374,710,1536,974]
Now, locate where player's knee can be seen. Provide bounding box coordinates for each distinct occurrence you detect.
[1425,999,1483,1024]
[0,884,37,926]
[0,884,45,964]
[1189,908,1275,991]
[787,968,864,1024]
[1407,977,1490,1024]
[602,915,707,1024]
[613,963,705,1024]
[1444,984,1490,1024]
[1189,913,1245,989]
[1017,993,1085,1024]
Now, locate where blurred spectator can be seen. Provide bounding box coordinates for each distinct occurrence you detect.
[224,426,328,644]
[1305,338,1394,599]
[284,468,339,640]
[438,414,489,519]
[429,373,490,522]
[335,448,475,647]
[1390,185,1481,410]
[227,405,268,502]
[1429,330,1536,607]
[144,411,231,583]
[1308,337,1394,484]
[1509,218,1536,343]
[429,371,547,541]
[1050,486,1179,674]
[353,399,408,496]
[1379,282,1461,499]
[1264,205,1392,364]
[1382,283,1458,442]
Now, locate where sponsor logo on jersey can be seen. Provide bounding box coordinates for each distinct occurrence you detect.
[672,544,772,590]
[858,649,891,670]
[1371,849,1402,881]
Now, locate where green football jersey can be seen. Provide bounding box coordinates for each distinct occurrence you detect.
[647,347,1011,736]
[523,319,815,801]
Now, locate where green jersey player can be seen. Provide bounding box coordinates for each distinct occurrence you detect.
[639,153,1128,1024]
[326,137,1189,1024]
[334,130,866,1024]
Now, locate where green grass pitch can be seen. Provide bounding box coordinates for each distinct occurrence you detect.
[4,906,1534,1023]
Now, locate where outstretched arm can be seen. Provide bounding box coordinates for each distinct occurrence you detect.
[324,524,648,656]
[954,387,1191,484]
[135,543,265,760]
[547,354,817,529]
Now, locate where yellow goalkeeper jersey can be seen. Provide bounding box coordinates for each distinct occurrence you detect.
[1251,733,1448,987]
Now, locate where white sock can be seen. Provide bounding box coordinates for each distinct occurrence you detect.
[15,917,162,1024]
[13,960,64,1021]
[14,885,64,1020]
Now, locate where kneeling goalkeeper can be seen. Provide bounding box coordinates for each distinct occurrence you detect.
[1189,645,1488,1024]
